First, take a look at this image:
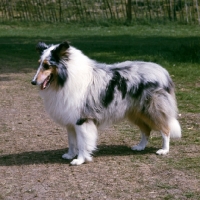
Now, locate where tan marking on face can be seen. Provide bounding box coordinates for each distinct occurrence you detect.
[34,59,59,90]
[36,68,52,84]
[34,60,52,84]
[43,59,50,65]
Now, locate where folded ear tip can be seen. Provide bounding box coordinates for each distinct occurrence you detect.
[36,42,47,49]
[50,41,70,62]
[62,41,70,48]
[37,41,44,45]
[36,42,49,54]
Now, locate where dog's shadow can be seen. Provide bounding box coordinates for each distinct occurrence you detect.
[0,145,157,166]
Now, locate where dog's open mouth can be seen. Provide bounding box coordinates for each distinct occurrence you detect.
[41,74,53,90]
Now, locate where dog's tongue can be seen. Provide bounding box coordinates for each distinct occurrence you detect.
[41,79,48,90]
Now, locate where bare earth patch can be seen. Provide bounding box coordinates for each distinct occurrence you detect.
[0,72,200,200]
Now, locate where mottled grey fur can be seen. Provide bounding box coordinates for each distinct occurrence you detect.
[82,61,176,129]
[32,42,181,165]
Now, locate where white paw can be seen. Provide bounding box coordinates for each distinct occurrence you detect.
[62,153,76,160]
[156,149,169,155]
[131,145,145,151]
[70,158,85,166]
[70,156,93,165]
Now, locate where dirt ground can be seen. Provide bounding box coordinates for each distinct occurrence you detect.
[0,71,200,200]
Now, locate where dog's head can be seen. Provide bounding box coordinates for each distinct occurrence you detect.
[31,41,69,90]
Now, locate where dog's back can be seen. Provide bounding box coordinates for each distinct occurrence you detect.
[32,41,181,165]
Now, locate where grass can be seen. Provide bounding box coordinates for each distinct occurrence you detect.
[1,22,200,112]
[0,22,200,199]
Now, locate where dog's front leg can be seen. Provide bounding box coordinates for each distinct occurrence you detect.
[70,120,98,166]
[62,126,78,160]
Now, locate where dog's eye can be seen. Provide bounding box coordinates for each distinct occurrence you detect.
[43,63,49,69]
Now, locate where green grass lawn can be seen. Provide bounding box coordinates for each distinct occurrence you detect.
[0,22,200,199]
[0,22,200,113]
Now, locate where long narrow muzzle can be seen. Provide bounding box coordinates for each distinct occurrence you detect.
[31,67,41,86]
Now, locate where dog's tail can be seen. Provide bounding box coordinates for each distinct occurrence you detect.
[169,118,181,138]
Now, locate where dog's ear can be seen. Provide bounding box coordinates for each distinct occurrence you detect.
[51,41,70,62]
[36,42,49,55]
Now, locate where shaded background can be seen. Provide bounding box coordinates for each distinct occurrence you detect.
[1,0,200,24]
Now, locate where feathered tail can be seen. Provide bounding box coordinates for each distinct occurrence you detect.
[169,118,181,138]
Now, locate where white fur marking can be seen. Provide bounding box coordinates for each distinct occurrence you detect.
[62,127,78,160]
[70,120,98,165]
[169,118,181,138]
[156,132,170,155]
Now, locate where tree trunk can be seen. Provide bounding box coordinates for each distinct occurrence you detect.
[126,0,132,22]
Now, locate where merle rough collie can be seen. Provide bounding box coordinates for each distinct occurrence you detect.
[31,41,181,165]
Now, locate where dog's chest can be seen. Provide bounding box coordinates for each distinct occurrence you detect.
[40,90,80,126]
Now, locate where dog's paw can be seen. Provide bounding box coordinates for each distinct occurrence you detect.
[62,153,76,160]
[131,145,145,151]
[156,149,169,155]
[70,158,85,166]
[70,156,93,166]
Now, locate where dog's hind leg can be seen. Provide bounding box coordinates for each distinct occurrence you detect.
[131,132,149,151]
[156,131,170,155]
[70,120,98,166]
[156,118,181,155]
[62,126,78,160]
[131,121,151,151]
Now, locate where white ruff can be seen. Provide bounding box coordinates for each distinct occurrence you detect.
[39,47,93,126]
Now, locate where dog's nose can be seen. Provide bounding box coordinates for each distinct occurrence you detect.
[31,80,37,85]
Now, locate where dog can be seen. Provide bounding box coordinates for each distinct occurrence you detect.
[31,41,181,165]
